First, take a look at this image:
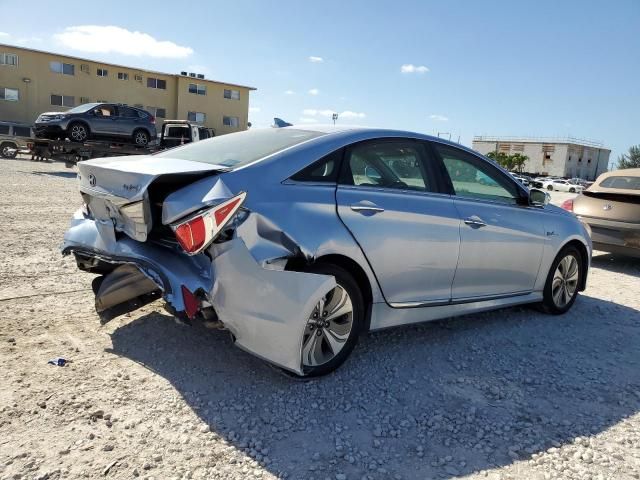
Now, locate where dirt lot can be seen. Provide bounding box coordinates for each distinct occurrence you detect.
[1,157,639,480]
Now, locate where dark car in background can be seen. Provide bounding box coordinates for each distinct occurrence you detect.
[34,103,157,146]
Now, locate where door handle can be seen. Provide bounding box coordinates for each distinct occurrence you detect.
[350,204,384,213]
[463,217,486,227]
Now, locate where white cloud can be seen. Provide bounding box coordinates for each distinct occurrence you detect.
[298,117,317,123]
[308,88,319,96]
[303,109,366,119]
[429,114,449,121]
[249,107,261,113]
[401,64,429,74]
[340,111,366,119]
[0,32,9,38]
[284,90,295,95]
[53,25,193,58]
[308,56,324,63]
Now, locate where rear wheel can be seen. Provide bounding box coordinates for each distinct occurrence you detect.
[547,185,554,191]
[569,187,576,193]
[540,245,583,314]
[293,263,365,378]
[1,142,18,159]
[68,122,89,142]
[133,129,149,146]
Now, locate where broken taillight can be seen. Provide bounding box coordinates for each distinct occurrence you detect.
[172,191,247,254]
[561,199,574,212]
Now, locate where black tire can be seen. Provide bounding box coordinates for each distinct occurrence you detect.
[1,142,18,159]
[133,129,150,146]
[547,185,554,191]
[287,263,365,378]
[540,245,583,315]
[569,187,576,193]
[68,122,89,142]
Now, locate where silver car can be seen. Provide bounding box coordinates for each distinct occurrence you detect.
[63,126,592,377]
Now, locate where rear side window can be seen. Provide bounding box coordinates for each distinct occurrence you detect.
[118,107,139,118]
[13,126,31,137]
[599,176,640,190]
[291,149,342,183]
[340,140,435,192]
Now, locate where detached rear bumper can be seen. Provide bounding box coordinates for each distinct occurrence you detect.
[62,210,335,375]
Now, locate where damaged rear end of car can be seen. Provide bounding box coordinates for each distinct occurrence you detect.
[63,129,341,376]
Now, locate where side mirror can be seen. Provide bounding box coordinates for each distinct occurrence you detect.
[364,165,382,182]
[529,188,550,206]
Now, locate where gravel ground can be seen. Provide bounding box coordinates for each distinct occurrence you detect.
[1,157,639,480]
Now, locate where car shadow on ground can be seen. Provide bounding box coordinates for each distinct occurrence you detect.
[27,170,77,179]
[107,293,640,479]
[592,252,640,278]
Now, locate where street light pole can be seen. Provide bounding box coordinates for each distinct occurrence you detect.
[332,113,338,125]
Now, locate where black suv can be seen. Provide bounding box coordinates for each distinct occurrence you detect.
[34,103,158,146]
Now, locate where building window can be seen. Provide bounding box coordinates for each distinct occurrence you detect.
[587,159,592,163]
[188,83,206,95]
[50,94,74,107]
[117,72,129,80]
[50,61,75,75]
[223,115,240,127]
[568,156,572,161]
[79,96,91,104]
[147,77,167,89]
[0,87,20,101]
[0,53,18,66]
[578,157,582,162]
[97,68,108,77]
[187,111,206,123]
[146,106,167,118]
[224,89,240,100]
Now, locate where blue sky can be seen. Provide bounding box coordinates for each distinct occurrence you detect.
[1,0,638,167]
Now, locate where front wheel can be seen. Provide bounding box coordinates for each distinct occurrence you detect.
[540,245,583,314]
[1,142,18,159]
[68,122,89,142]
[569,187,576,193]
[296,263,365,378]
[133,130,150,146]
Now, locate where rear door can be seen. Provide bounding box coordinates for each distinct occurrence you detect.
[336,139,460,305]
[431,142,547,300]
[115,106,142,137]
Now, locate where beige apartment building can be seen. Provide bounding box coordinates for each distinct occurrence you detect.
[0,44,255,135]
[472,136,610,180]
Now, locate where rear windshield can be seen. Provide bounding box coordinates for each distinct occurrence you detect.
[154,128,324,168]
[598,176,640,190]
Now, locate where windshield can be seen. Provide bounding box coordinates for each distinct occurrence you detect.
[66,103,101,114]
[154,128,324,168]
[599,176,640,190]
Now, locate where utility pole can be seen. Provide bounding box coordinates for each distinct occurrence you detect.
[332,113,338,125]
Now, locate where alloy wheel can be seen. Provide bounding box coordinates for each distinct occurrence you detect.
[135,132,148,146]
[71,125,87,142]
[551,254,579,308]
[302,285,354,367]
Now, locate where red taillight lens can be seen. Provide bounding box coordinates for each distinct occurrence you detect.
[172,191,247,255]
[150,115,156,125]
[561,199,574,212]
[174,215,206,253]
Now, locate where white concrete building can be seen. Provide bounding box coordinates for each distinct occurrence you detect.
[472,136,610,180]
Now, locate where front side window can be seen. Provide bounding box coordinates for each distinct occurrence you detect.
[50,94,74,107]
[341,141,433,192]
[435,144,518,204]
[0,87,19,101]
[13,126,31,137]
[223,115,239,127]
[224,89,240,100]
[50,61,74,75]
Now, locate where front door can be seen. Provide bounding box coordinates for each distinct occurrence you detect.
[336,139,460,305]
[431,142,546,300]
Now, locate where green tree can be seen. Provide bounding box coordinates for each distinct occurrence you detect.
[617,145,640,169]
[510,153,529,173]
[486,151,528,172]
